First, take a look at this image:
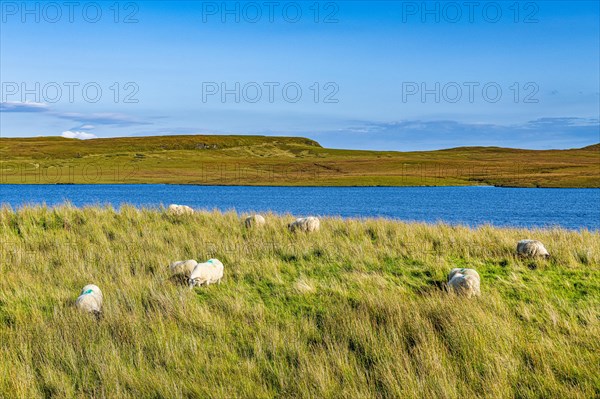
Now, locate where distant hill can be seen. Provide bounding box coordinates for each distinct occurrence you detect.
[582,143,600,151]
[0,136,598,187]
[0,135,322,160]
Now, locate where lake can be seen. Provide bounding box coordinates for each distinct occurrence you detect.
[1,185,598,230]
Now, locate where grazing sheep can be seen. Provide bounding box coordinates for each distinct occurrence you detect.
[448,268,480,282]
[75,284,103,316]
[168,204,194,216]
[189,259,224,288]
[288,217,320,233]
[517,240,550,258]
[81,284,103,302]
[169,259,199,277]
[244,214,266,228]
[447,269,480,298]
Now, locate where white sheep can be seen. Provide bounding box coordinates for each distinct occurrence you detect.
[169,259,199,277]
[81,284,103,302]
[75,284,103,316]
[448,268,480,282]
[168,204,194,216]
[244,214,266,228]
[517,240,550,258]
[189,259,224,288]
[288,217,320,233]
[447,269,480,298]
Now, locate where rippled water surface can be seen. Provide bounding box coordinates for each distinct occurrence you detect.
[1,185,598,230]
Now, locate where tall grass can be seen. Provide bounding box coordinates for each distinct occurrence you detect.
[0,205,598,398]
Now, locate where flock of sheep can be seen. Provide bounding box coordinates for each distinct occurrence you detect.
[75,207,551,316]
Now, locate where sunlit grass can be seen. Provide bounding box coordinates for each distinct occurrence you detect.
[0,205,599,398]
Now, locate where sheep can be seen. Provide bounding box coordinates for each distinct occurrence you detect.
[244,214,266,228]
[448,268,480,282]
[75,284,103,317]
[447,269,480,298]
[288,217,320,233]
[517,240,550,258]
[168,204,194,216]
[81,284,103,303]
[169,259,199,277]
[189,259,224,288]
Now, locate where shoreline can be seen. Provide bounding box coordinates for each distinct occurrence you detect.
[1,183,600,189]
[1,205,597,232]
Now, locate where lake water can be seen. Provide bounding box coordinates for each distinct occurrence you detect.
[1,185,598,230]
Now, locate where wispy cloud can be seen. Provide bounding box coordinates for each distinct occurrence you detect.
[61,131,98,140]
[313,117,600,151]
[523,117,599,128]
[55,112,151,127]
[0,101,49,112]
[1,101,150,128]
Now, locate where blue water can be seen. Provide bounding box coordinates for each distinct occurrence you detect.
[1,185,598,230]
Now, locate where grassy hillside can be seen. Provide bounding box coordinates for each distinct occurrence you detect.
[0,206,599,398]
[1,135,598,187]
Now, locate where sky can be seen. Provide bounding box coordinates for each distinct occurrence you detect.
[0,0,599,151]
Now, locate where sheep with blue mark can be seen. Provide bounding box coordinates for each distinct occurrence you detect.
[75,284,103,317]
[189,259,224,288]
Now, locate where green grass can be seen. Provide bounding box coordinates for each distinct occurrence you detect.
[1,206,599,398]
[1,136,598,187]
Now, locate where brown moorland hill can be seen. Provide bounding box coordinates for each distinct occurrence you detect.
[0,135,598,187]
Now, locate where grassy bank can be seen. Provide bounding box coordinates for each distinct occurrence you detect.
[1,136,598,187]
[0,206,599,398]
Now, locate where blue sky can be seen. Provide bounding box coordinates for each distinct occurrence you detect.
[1,0,599,150]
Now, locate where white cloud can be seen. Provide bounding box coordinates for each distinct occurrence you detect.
[61,131,97,140]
